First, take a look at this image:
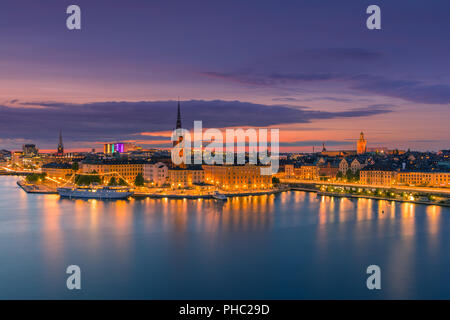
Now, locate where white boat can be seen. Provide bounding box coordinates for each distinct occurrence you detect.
[212,191,227,201]
[57,186,133,199]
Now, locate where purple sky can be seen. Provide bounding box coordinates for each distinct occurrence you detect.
[0,0,449,151]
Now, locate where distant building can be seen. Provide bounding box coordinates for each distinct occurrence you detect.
[350,158,365,173]
[103,142,135,154]
[12,151,23,165]
[56,130,64,156]
[340,156,367,174]
[172,100,185,168]
[22,144,38,157]
[357,132,367,154]
[339,158,349,174]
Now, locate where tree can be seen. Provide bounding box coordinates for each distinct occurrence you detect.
[75,174,101,186]
[26,173,46,183]
[345,169,354,181]
[108,177,118,186]
[134,173,144,186]
[354,170,361,182]
[336,171,343,179]
[272,177,280,184]
[118,178,128,186]
[71,162,79,172]
[26,174,38,183]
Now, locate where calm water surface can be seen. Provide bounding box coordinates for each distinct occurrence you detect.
[0,176,449,299]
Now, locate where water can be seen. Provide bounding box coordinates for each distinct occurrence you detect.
[0,176,449,299]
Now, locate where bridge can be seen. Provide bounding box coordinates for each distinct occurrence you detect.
[281,178,450,197]
[0,167,37,176]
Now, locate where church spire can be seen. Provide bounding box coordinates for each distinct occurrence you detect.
[176,99,182,129]
[57,129,64,156]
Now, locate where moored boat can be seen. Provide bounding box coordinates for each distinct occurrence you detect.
[212,191,227,201]
[57,186,133,199]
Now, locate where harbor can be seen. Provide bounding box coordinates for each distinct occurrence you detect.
[16,178,450,207]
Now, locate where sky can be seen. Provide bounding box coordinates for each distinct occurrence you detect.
[0,0,449,152]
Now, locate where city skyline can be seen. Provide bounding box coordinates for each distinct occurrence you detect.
[1,1,449,151]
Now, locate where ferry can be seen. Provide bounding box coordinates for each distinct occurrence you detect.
[212,191,227,201]
[57,186,134,199]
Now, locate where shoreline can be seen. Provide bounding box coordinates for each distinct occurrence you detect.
[14,179,450,206]
[16,180,285,199]
[291,187,450,207]
[134,188,285,199]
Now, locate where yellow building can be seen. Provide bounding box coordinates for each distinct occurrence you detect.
[168,166,204,188]
[81,159,146,183]
[361,170,450,187]
[360,170,396,186]
[397,172,450,187]
[285,164,319,180]
[203,164,272,190]
[41,163,73,179]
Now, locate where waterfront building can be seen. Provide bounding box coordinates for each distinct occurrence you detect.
[203,164,272,190]
[357,132,367,154]
[285,164,295,178]
[81,159,147,183]
[41,162,73,179]
[143,162,168,186]
[285,164,319,180]
[360,169,396,186]
[318,161,340,179]
[168,165,204,188]
[397,171,450,187]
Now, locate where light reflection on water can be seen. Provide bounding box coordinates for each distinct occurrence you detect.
[0,176,449,299]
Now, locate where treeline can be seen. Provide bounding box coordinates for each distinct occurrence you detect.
[73,174,144,186]
[74,174,102,186]
[25,173,47,183]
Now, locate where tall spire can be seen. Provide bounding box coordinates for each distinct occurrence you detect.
[57,129,64,155]
[176,98,182,129]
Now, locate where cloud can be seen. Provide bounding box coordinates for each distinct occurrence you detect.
[272,97,300,102]
[203,70,450,104]
[352,77,450,105]
[201,71,344,87]
[279,140,354,147]
[285,48,383,62]
[0,100,392,148]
